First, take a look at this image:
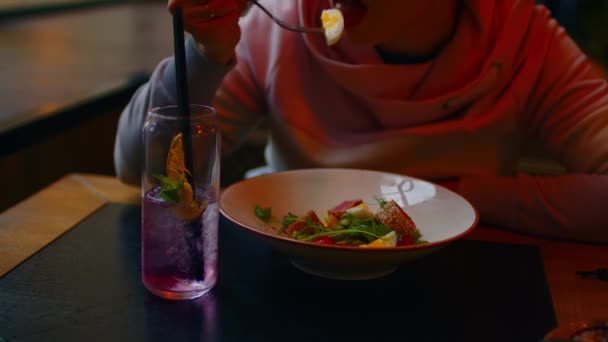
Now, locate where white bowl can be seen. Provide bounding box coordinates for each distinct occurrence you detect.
[219,168,478,280]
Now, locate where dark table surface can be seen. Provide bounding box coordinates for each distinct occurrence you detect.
[0,203,558,342]
[0,2,172,134]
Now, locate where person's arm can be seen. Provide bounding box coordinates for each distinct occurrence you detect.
[459,8,608,243]
[113,36,235,185]
[114,19,269,186]
[459,174,608,242]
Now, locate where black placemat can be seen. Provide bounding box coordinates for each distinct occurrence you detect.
[0,204,557,342]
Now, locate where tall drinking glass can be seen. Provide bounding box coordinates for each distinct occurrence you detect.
[141,104,220,300]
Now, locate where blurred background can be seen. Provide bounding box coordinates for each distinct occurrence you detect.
[0,0,606,212]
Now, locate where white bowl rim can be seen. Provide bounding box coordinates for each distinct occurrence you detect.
[219,168,479,252]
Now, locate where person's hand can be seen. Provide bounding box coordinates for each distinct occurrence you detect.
[168,0,249,65]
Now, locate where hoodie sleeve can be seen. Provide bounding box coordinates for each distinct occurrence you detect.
[114,31,267,185]
[459,6,608,243]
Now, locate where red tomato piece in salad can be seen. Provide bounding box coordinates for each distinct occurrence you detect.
[285,220,307,235]
[397,235,414,246]
[328,199,363,219]
[313,237,336,245]
[285,210,323,235]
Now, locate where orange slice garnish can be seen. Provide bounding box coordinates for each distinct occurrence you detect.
[166,132,205,220]
[167,133,189,181]
[174,196,208,221]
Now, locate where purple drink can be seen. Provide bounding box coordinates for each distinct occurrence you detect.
[142,186,218,300]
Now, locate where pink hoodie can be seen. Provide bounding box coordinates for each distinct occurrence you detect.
[214,0,608,242]
[115,0,608,242]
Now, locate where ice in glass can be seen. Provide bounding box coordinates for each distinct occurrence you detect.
[141,104,219,300]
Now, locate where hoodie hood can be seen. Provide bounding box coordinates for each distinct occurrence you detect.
[298,0,534,129]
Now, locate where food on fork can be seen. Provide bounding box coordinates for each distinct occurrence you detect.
[321,8,344,46]
[254,198,427,247]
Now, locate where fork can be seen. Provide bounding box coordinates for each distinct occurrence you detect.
[249,0,325,34]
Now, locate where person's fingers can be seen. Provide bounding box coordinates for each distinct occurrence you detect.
[184,2,239,22]
[187,11,241,63]
[236,0,251,15]
[170,0,243,63]
[167,0,182,13]
[185,10,240,38]
[182,0,211,5]
[168,0,211,14]
[235,0,249,11]
[187,12,240,43]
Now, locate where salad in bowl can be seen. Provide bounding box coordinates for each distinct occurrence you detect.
[219,168,478,280]
[254,198,427,247]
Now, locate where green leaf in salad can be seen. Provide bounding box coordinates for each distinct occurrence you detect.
[298,228,384,242]
[294,213,393,243]
[281,212,300,229]
[254,205,272,222]
[410,229,422,242]
[284,215,327,238]
[372,195,389,208]
[339,213,392,242]
[304,216,325,233]
[153,174,183,203]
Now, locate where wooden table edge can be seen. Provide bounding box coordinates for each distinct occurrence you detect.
[0,173,138,277]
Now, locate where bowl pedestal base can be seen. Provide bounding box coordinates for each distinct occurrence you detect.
[290,260,398,280]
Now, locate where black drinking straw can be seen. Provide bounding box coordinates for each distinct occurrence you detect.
[173,7,195,187]
[173,7,204,281]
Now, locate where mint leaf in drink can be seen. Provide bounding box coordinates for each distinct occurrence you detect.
[153,174,183,203]
[254,205,272,222]
[159,188,180,203]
